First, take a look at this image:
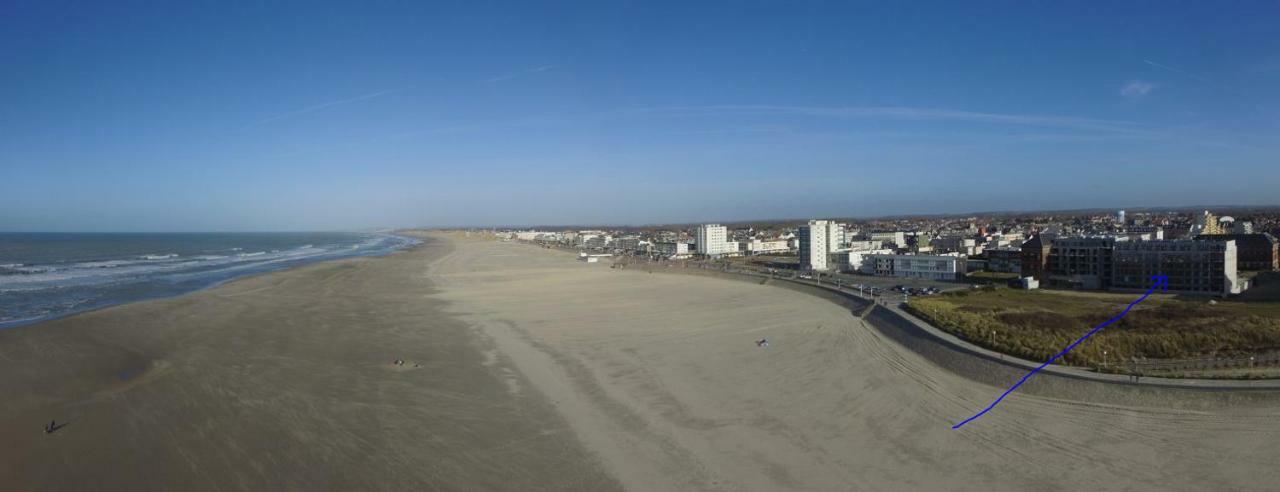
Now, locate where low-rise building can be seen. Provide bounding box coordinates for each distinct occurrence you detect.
[845,240,883,252]
[1047,236,1119,290]
[611,236,649,252]
[743,238,791,255]
[931,235,979,255]
[1195,233,1279,271]
[865,253,965,280]
[1020,234,1053,280]
[867,231,907,249]
[654,242,692,258]
[833,248,895,273]
[985,248,1022,274]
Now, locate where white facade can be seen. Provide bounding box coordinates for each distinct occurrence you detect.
[612,236,648,251]
[513,230,551,241]
[845,240,882,252]
[744,239,791,254]
[825,222,847,253]
[655,242,691,258]
[695,224,731,256]
[834,248,895,273]
[798,220,830,271]
[868,231,907,249]
[931,236,978,255]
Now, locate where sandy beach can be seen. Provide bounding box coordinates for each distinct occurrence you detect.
[433,235,1280,491]
[0,237,617,490]
[5,233,1280,490]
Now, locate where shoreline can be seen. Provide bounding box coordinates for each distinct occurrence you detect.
[0,232,421,331]
[0,231,619,490]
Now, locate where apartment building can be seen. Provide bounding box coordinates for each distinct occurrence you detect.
[1112,239,1241,296]
[1046,236,1119,290]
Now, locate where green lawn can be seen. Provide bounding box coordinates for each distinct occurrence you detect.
[906,288,1280,368]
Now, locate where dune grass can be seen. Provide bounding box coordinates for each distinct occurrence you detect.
[906,288,1280,368]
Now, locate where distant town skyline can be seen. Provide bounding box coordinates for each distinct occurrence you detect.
[3,2,1278,232]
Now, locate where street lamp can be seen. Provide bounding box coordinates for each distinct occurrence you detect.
[1102,350,1108,370]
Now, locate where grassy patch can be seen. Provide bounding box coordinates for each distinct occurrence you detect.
[906,289,1280,368]
[966,271,1021,282]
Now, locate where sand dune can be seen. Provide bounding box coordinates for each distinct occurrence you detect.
[433,236,1280,491]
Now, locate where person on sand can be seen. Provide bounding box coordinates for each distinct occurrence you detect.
[756,338,769,348]
[45,420,55,433]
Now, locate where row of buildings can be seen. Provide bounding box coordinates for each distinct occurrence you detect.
[1021,231,1279,296]
[499,209,1280,297]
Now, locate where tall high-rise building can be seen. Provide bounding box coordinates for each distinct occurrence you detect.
[798,220,830,271]
[1117,210,1126,224]
[694,224,730,257]
[825,221,846,253]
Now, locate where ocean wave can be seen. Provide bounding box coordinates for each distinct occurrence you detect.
[1,233,417,329]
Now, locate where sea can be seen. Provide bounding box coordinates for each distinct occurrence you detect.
[0,232,420,329]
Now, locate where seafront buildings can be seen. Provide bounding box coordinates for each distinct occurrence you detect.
[695,224,731,257]
[1113,240,1241,296]
[798,220,830,271]
[865,253,965,280]
[497,207,1279,297]
[1045,237,1118,290]
[1195,233,1280,271]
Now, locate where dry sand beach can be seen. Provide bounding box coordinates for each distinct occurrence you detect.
[5,232,1280,490]
[433,234,1280,491]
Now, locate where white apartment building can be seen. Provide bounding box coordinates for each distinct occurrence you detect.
[655,242,692,258]
[834,248,895,273]
[612,236,649,252]
[845,240,882,252]
[798,220,830,271]
[868,231,907,249]
[512,230,551,241]
[695,224,731,257]
[865,253,965,280]
[931,235,981,256]
[743,238,790,254]
[825,222,847,253]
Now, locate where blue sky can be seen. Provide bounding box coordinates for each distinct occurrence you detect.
[2,1,1278,231]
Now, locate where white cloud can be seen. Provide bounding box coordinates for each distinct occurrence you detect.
[1120,81,1156,99]
[482,64,559,84]
[619,105,1150,135]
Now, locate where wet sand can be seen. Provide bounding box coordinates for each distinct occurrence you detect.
[433,236,1280,491]
[0,237,618,490]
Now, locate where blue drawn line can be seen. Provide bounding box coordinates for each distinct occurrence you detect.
[951,275,1169,430]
